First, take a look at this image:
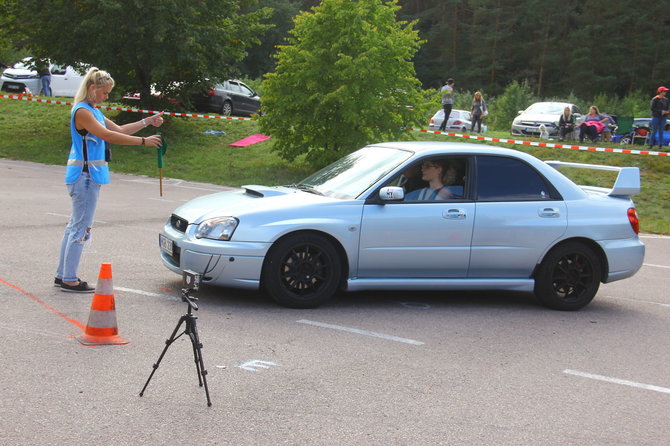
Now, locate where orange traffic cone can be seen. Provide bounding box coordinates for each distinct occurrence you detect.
[76,263,129,346]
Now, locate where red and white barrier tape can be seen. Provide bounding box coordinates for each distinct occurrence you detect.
[0,93,256,121]
[410,128,669,157]
[2,94,667,156]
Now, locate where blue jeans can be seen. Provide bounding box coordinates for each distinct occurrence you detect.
[649,116,667,147]
[56,173,101,282]
[40,75,52,96]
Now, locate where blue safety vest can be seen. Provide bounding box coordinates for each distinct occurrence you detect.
[65,102,110,185]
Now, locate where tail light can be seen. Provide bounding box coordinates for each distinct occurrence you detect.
[206,87,215,96]
[429,119,435,125]
[627,208,640,234]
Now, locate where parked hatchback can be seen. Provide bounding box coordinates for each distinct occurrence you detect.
[511,102,583,138]
[190,80,260,116]
[0,57,84,96]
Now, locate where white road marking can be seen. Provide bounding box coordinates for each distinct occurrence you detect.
[644,263,670,269]
[115,286,179,301]
[237,360,279,372]
[297,319,424,345]
[640,234,670,239]
[603,295,670,307]
[563,369,670,394]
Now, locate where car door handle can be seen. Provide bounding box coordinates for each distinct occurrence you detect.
[443,208,466,220]
[539,207,560,218]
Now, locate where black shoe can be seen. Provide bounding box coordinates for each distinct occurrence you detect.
[54,277,80,287]
[61,280,95,293]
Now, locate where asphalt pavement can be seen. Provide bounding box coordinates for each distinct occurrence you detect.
[0,159,668,445]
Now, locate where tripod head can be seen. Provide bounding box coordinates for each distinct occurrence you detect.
[181,270,202,311]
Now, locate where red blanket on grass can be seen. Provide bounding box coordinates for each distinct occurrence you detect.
[229,134,270,147]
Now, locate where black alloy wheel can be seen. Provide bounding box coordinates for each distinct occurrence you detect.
[262,233,341,308]
[534,242,601,311]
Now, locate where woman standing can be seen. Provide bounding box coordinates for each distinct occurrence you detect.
[55,67,164,292]
[470,91,487,133]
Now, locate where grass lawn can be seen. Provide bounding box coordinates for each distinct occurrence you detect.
[1,95,668,234]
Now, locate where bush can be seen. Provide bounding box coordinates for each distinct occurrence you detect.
[487,80,537,131]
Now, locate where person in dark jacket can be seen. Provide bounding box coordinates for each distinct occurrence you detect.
[558,106,575,141]
[649,86,669,149]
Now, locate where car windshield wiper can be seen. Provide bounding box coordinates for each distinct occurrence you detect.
[287,183,324,196]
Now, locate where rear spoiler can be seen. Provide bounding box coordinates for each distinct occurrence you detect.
[545,161,640,197]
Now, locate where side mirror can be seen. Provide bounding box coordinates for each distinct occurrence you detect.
[379,186,405,202]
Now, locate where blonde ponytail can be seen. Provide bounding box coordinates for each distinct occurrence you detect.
[73,67,115,107]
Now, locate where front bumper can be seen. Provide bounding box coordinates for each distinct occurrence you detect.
[511,123,559,137]
[159,223,270,290]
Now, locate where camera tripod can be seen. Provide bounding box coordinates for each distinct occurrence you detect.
[139,286,212,406]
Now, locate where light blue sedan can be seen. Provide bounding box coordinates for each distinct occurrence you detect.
[159,142,644,310]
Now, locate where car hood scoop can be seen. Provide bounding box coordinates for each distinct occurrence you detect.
[242,185,290,198]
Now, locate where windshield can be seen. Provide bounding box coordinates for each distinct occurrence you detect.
[525,103,567,114]
[297,146,412,199]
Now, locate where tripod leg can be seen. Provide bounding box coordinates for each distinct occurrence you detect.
[139,316,187,397]
[187,317,212,407]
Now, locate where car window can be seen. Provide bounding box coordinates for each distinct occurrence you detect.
[51,65,66,75]
[227,82,242,93]
[385,157,468,202]
[475,156,553,201]
[299,146,412,199]
[239,84,254,96]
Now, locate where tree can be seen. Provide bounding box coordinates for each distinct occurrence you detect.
[0,0,271,105]
[260,0,425,166]
[236,0,304,79]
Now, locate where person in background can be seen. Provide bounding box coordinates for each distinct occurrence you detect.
[438,78,455,132]
[55,67,164,292]
[558,106,575,141]
[37,60,52,96]
[470,91,487,133]
[578,106,611,143]
[649,86,669,149]
[600,113,617,142]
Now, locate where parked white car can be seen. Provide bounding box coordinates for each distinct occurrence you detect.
[511,102,583,138]
[0,57,85,96]
[428,109,488,132]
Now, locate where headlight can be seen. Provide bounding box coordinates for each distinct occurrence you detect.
[195,217,239,240]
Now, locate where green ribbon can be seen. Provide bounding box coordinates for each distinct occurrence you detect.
[156,132,168,168]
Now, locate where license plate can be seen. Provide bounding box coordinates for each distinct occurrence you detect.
[159,234,174,256]
[7,84,20,91]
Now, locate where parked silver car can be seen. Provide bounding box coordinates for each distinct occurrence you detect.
[429,109,488,132]
[159,141,644,310]
[511,101,583,137]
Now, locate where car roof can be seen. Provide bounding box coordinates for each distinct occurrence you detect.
[369,141,531,158]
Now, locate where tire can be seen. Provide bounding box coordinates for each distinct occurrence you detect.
[534,242,601,311]
[262,233,342,308]
[221,100,233,116]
